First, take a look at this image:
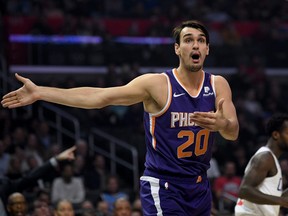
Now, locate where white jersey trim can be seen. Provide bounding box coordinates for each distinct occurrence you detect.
[140,176,163,216]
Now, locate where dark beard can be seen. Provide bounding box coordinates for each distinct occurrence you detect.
[186,65,202,72]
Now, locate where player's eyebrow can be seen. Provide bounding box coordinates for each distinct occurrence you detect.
[183,33,206,39]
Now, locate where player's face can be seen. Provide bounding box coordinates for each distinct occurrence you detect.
[175,27,209,72]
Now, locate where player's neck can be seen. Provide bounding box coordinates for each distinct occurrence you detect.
[175,67,204,90]
[266,140,282,158]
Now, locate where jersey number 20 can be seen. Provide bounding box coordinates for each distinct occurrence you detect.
[177,129,209,158]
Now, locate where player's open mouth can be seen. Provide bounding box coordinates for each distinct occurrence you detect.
[191,53,200,63]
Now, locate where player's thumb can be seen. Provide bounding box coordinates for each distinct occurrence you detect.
[15,73,27,84]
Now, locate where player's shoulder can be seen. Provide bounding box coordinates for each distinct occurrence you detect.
[140,72,167,78]
[136,72,168,85]
[211,75,231,95]
[250,150,274,167]
[213,74,229,83]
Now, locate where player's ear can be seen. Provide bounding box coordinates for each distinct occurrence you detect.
[206,43,209,55]
[272,131,279,140]
[175,43,180,56]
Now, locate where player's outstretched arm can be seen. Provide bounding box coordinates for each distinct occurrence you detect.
[2,73,155,109]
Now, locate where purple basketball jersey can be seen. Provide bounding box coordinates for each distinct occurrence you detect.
[140,69,216,215]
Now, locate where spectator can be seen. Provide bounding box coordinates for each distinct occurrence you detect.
[131,197,141,212]
[36,121,54,150]
[131,197,142,216]
[53,199,75,216]
[79,200,96,216]
[96,201,110,216]
[84,154,108,193]
[131,209,142,216]
[51,163,85,205]
[5,155,23,180]
[22,133,45,169]
[75,139,90,168]
[73,155,85,177]
[31,199,53,216]
[113,198,131,216]
[0,140,10,177]
[75,139,89,158]
[6,192,28,216]
[7,127,27,154]
[100,175,128,214]
[213,161,242,213]
[35,189,52,208]
[0,146,76,216]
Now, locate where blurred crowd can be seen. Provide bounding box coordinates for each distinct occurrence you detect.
[1,0,287,21]
[1,0,288,215]
[0,129,143,216]
[0,0,288,67]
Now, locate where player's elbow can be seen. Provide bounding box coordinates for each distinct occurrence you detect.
[221,129,239,141]
[229,130,239,141]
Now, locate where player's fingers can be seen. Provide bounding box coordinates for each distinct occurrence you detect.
[3,95,18,102]
[1,96,18,107]
[192,117,215,126]
[2,91,17,99]
[192,112,215,119]
[7,102,23,109]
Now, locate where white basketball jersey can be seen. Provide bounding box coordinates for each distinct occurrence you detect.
[235,146,282,216]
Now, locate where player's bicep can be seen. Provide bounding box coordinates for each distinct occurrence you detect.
[214,75,237,117]
[241,153,273,188]
[102,74,152,106]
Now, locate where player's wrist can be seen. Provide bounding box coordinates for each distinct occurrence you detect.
[36,86,45,101]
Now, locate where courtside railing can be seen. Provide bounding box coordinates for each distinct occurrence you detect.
[89,127,139,192]
[38,102,81,145]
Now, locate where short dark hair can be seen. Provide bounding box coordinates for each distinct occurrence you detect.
[172,20,209,45]
[266,113,288,136]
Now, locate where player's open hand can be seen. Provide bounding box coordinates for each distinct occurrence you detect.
[190,98,228,131]
[1,73,39,109]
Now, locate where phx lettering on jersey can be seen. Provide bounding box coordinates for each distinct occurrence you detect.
[171,111,214,128]
[170,112,198,128]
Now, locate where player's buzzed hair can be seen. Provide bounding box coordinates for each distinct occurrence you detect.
[266,113,288,136]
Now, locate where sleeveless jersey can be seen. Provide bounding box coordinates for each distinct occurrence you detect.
[143,69,216,179]
[235,146,282,216]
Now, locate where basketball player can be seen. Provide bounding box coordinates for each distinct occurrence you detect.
[1,20,239,215]
[235,113,288,216]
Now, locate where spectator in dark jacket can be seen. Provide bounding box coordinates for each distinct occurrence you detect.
[0,146,76,216]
